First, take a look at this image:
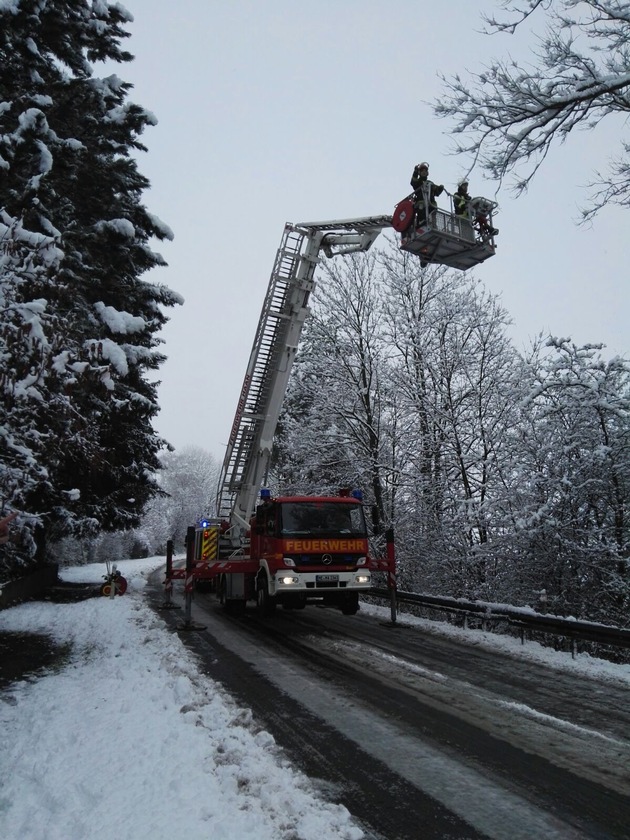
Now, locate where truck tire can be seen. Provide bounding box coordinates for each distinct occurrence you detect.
[341,594,359,616]
[256,575,276,616]
[218,574,226,605]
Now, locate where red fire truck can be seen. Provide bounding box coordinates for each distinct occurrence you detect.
[174,202,496,613]
[181,218,391,614]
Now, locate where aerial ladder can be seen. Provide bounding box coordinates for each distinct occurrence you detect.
[215,197,499,542]
[166,216,392,613]
[217,215,392,547]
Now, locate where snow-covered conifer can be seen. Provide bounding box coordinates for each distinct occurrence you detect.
[0,1,181,575]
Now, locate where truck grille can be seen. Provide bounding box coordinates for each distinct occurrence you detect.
[305,581,348,589]
[295,554,356,567]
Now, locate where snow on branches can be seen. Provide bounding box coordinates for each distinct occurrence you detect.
[434,0,630,220]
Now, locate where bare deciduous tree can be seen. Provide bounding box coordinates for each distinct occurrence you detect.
[434,1,630,220]
[273,251,406,554]
[140,447,220,552]
[380,245,518,596]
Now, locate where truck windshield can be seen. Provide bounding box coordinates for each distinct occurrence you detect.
[279,502,366,536]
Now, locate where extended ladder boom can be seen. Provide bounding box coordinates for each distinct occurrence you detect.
[216,216,392,540]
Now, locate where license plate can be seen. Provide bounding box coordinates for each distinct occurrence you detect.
[316,574,339,583]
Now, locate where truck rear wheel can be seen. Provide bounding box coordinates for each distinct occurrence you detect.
[218,576,246,614]
[256,575,276,616]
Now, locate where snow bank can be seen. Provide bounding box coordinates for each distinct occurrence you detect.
[0,558,363,840]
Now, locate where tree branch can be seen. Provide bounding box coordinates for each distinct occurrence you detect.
[435,0,630,220]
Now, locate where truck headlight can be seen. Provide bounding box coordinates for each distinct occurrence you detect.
[278,576,299,585]
[355,574,370,584]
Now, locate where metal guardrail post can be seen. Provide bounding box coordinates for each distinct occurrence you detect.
[385,527,397,624]
[368,587,630,653]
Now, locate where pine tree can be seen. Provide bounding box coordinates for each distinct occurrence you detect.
[0,1,180,575]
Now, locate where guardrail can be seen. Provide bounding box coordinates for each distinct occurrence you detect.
[369,587,630,655]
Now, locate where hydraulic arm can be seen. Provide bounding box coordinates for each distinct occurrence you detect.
[216,216,392,543]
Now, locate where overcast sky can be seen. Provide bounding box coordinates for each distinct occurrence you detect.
[115,1,628,460]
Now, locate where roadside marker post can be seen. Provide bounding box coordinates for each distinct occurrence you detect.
[160,539,180,610]
[178,526,206,632]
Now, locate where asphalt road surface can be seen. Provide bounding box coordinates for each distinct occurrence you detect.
[148,579,630,840]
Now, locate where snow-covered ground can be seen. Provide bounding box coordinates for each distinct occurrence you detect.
[1,557,629,840]
[0,557,364,840]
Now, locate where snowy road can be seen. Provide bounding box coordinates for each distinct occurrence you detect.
[149,579,630,840]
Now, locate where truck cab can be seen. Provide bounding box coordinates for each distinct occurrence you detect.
[250,492,371,615]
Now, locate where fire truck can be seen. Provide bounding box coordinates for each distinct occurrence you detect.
[185,217,392,615]
[177,201,498,614]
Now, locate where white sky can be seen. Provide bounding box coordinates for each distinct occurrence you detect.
[1,557,629,840]
[114,1,629,458]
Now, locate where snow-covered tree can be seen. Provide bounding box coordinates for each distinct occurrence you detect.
[434,1,630,219]
[504,338,630,621]
[49,446,220,566]
[140,446,221,553]
[274,251,396,534]
[274,239,630,622]
[276,245,520,595]
[0,1,180,576]
[380,246,519,596]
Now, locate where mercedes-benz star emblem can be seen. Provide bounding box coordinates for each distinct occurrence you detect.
[322,554,333,565]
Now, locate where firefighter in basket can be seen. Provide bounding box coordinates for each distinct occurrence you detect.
[453,180,471,218]
[453,179,498,239]
[410,162,444,227]
[469,196,499,239]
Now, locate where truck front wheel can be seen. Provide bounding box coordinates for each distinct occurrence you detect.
[340,594,359,616]
[256,575,276,616]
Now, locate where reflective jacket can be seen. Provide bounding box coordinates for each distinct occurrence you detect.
[453,188,471,216]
